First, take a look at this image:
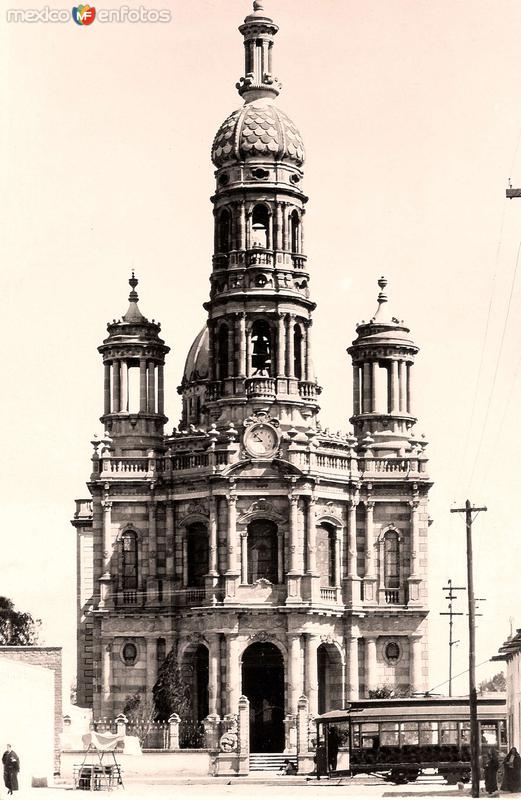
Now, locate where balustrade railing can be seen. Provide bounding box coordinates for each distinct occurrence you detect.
[206,381,223,401]
[298,381,318,400]
[291,254,307,269]
[320,587,338,602]
[171,452,209,470]
[246,249,274,267]
[245,376,276,399]
[384,588,400,604]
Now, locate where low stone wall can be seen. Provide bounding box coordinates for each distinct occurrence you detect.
[60,749,213,781]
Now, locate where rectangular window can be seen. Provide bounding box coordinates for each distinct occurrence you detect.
[480,724,498,746]
[401,722,419,745]
[440,721,458,744]
[380,723,399,746]
[419,721,438,745]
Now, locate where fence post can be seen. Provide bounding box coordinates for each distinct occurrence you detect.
[115,714,127,738]
[237,695,250,775]
[168,713,180,750]
[202,714,221,750]
[297,695,314,775]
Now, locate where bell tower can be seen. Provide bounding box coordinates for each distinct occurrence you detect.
[98,273,170,453]
[179,0,320,431]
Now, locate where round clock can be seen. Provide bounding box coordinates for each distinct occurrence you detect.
[243,422,280,458]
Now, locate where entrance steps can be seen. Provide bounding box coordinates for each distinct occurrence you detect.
[249,753,295,772]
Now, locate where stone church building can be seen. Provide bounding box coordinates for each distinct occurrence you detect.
[73,0,431,754]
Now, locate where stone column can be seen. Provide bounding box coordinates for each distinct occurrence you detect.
[334,531,342,586]
[168,714,180,750]
[352,364,360,415]
[287,633,303,714]
[277,313,286,377]
[182,533,188,586]
[390,359,399,414]
[406,362,412,414]
[101,641,112,713]
[305,634,318,716]
[305,321,313,382]
[365,637,377,695]
[226,635,241,713]
[277,531,284,584]
[370,361,378,412]
[228,324,235,378]
[238,201,246,251]
[362,362,371,413]
[208,633,220,716]
[208,497,218,575]
[347,500,358,579]
[275,202,283,250]
[157,364,164,415]
[165,500,175,596]
[245,209,252,250]
[346,633,359,699]
[286,315,295,378]
[103,364,111,415]
[148,500,156,580]
[101,500,112,576]
[363,501,376,602]
[398,360,406,413]
[146,637,157,700]
[240,531,248,584]
[307,496,317,574]
[238,313,247,377]
[225,495,240,600]
[120,361,128,412]
[409,635,423,693]
[112,360,120,414]
[147,362,156,413]
[288,495,299,574]
[245,327,252,377]
[139,357,147,412]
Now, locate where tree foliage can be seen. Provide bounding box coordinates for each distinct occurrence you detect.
[0,596,40,645]
[478,671,506,693]
[152,648,192,721]
[368,684,411,699]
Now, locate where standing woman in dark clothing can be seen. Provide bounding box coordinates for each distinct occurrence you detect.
[484,748,499,795]
[2,745,20,794]
[501,746,521,792]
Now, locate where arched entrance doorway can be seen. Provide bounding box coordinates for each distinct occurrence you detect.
[242,642,284,752]
[181,643,209,722]
[317,643,344,714]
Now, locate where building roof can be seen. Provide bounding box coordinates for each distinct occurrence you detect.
[493,630,521,661]
[212,101,305,168]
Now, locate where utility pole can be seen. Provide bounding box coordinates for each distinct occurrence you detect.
[451,499,487,799]
[440,579,465,697]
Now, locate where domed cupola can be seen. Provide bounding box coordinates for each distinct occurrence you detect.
[98,273,170,452]
[348,277,419,441]
[212,104,305,169]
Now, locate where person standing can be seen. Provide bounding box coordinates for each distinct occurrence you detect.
[484,748,499,795]
[501,746,521,792]
[327,726,340,772]
[2,745,20,795]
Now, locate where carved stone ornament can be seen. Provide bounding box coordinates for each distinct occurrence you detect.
[249,630,270,643]
[186,501,209,517]
[255,578,273,588]
[320,634,336,645]
[188,632,205,644]
[243,409,280,429]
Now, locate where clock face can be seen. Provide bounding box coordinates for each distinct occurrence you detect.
[244,423,279,458]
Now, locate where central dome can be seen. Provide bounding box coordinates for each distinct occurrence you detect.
[212,101,305,168]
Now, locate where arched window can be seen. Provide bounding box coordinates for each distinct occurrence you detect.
[218,208,231,253]
[251,319,273,375]
[217,324,229,380]
[187,523,209,587]
[293,324,303,380]
[384,530,400,589]
[316,523,335,587]
[247,519,278,583]
[290,210,300,253]
[251,204,269,249]
[122,530,138,590]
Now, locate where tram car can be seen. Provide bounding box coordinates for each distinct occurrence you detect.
[315,695,507,784]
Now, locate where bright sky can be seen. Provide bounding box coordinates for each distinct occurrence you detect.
[2,0,521,703]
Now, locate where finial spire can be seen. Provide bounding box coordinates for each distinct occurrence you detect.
[128,271,139,303]
[237,2,281,102]
[377,276,388,306]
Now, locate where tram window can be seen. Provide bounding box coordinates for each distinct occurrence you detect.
[336,722,350,747]
[402,722,420,745]
[480,724,498,745]
[440,722,458,744]
[499,720,507,745]
[381,723,399,746]
[460,722,471,744]
[419,721,438,745]
[361,723,379,750]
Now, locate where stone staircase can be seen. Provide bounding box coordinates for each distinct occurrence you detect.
[249,753,295,772]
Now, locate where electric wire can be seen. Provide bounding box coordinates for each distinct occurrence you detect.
[428,658,492,694]
[467,237,521,493]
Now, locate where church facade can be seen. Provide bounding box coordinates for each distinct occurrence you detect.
[72,1,431,753]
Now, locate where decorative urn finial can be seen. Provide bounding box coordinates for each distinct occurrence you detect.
[128,271,139,303]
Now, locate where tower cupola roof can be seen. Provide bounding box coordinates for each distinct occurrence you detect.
[101,273,168,350]
[350,277,417,350]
